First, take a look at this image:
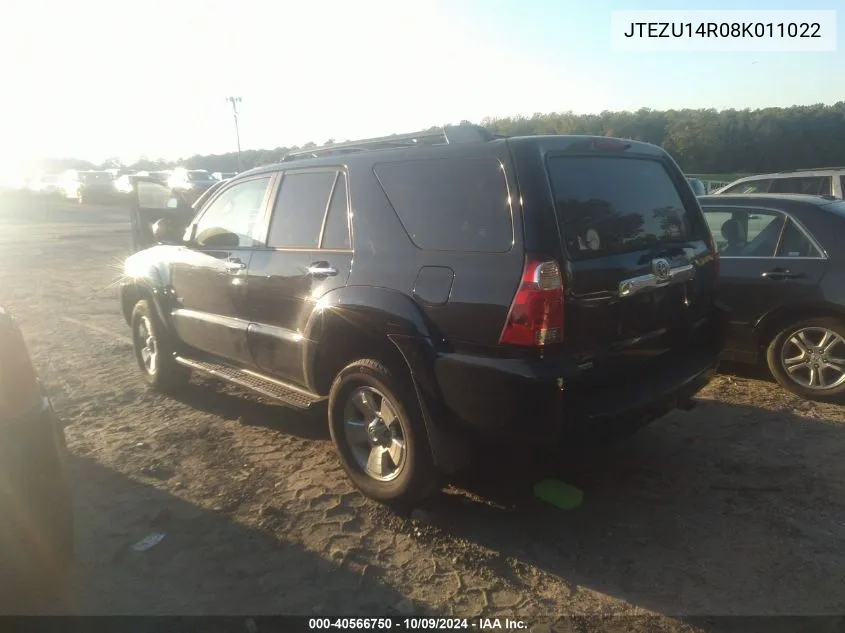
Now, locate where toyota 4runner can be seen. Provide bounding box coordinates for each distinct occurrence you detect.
[120,125,726,506]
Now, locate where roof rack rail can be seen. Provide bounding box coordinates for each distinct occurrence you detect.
[778,166,845,173]
[283,124,500,161]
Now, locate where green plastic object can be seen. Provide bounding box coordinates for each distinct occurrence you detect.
[533,479,584,509]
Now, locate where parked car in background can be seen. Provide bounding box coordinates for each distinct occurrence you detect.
[188,177,229,212]
[714,169,845,198]
[121,126,725,506]
[699,193,845,400]
[135,170,172,184]
[58,170,116,204]
[0,307,73,603]
[687,177,707,196]
[27,173,61,197]
[114,173,135,196]
[167,169,217,206]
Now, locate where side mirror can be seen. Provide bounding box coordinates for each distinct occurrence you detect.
[152,217,188,244]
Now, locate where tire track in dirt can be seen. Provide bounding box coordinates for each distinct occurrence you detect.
[48,314,625,618]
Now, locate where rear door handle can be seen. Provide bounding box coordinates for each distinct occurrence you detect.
[308,261,338,277]
[225,257,246,271]
[761,269,804,280]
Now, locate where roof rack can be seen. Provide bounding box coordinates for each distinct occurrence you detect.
[283,124,500,161]
[778,166,845,173]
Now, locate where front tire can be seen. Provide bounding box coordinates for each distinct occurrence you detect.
[328,359,439,507]
[131,300,189,391]
[766,317,845,401]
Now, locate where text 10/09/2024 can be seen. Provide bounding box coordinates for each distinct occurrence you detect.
[308,618,527,630]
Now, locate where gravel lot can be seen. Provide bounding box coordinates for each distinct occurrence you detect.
[2,196,844,629]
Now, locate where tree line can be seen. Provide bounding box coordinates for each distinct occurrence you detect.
[45,102,845,176]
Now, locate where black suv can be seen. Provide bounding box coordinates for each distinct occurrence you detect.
[120,125,725,506]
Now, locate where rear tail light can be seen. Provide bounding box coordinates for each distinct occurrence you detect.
[500,256,565,346]
[0,323,41,421]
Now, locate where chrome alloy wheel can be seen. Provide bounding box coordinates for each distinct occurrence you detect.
[342,386,407,481]
[781,326,845,391]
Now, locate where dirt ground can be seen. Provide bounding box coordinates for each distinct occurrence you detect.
[1,196,844,629]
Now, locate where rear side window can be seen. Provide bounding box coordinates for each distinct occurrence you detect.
[321,174,350,249]
[268,171,335,248]
[769,176,830,195]
[547,156,697,260]
[776,220,821,258]
[375,157,513,252]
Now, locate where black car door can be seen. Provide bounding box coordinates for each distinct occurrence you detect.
[169,174,276,366]
[702,204,828,361]
[245,168,353,388]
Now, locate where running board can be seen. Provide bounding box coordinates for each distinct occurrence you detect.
[174,356,325,410]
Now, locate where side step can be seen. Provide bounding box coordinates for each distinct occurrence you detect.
[174,356,325,410]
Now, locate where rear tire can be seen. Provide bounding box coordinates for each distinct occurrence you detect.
[328,359,440,507]
[766,316,845,401]
[131,300,189,392]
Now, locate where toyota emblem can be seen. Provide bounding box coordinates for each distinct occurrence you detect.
[652,258,671,281]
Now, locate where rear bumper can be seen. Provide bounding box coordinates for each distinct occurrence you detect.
[432,311,725,444]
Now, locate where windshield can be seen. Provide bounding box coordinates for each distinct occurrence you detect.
[548,156,697,260]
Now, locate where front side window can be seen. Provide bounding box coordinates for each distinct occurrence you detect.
[193,177,271,248]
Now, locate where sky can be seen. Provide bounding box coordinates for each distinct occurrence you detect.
[0,0,841,168]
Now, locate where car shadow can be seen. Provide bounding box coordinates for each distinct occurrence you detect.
[418,398,845,624]
[718,359,776,383]
[170,378,329,441]
[5,454,406,618]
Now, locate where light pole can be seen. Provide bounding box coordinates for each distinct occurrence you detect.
[226,96,242,171]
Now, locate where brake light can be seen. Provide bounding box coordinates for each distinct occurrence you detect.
[500,256,564,346]
[591,139,631,152]
[0,323,41,421]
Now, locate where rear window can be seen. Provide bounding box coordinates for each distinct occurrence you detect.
[375,157,513,252]
[548,156,697,260]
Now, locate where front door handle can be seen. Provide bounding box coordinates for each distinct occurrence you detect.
[308,261,338,277]
[761,268,804,280]
[225,257,246,271]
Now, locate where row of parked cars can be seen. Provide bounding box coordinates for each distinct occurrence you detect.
[4,128,845,603]
[22,168,237,205]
